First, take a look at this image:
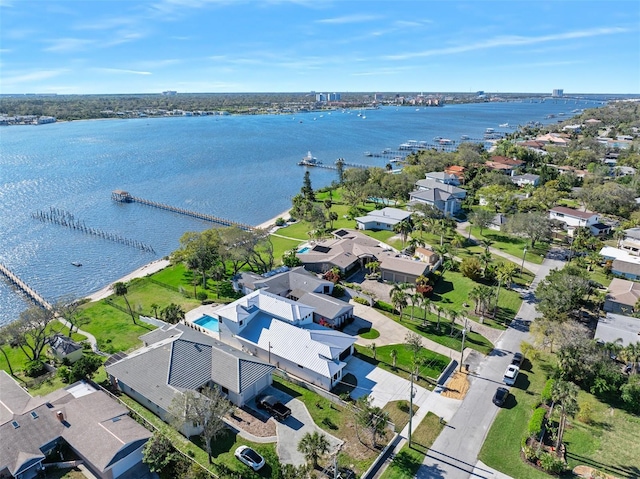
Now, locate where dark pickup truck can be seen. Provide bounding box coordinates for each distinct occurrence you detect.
[256,395,291,420]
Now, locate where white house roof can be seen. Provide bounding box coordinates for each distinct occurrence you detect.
[355,207,411,226]
[237,313,355,378]
[600,246,640,265]
[215,289,314,325]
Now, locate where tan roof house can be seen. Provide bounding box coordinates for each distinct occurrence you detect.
[604,278,640,314]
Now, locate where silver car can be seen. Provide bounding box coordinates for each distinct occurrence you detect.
[235,445,265,471]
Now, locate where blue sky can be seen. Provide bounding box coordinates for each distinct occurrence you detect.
[1,0,638,94]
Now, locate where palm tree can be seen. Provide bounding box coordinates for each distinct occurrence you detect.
[393,219,414,248]
[620,342,640,374]
[479,249,493,278]
[367,260,380,277]
[113,281,136,325]
[408,292,421,321]
[391,287,408,320]
[390,348,398,368]
[435,305,444,332]
[448,310,461,336]
[369,342,377,360]
[551,380,579,454]
[161,303,185,324]
[494,262,518,320]
[408,235,425,254]
[150,303,159,318]
[297,431,330,469]
[421,298,431,326]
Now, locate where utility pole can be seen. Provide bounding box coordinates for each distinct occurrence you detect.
[408,369,415,447]
[459,318,468,372]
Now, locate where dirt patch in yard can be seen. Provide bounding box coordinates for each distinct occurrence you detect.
[227,406,277,438]
[440,371,470,400]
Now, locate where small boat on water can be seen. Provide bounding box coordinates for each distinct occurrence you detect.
[499,123,509,128]
[298,151,322,166]
[460,135,470,140]
[71,262,82,267]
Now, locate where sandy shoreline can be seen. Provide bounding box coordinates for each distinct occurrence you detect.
[85,208,292,303]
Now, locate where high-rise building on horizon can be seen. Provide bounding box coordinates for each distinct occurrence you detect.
[552,89,564,97]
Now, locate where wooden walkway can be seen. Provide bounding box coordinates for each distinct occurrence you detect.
[112,190,254,231]
[0,262,52,310]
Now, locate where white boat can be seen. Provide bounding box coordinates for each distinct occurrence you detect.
[485,128,495,134]
[71,262,82,267]
[499,123,509,128]
[439,138,454,145]
[460,135,470,140]
[361,115,366,119]
[298,151,322,166]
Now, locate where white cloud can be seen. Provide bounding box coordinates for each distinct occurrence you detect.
[43,38,94,52]
[385,26,630,60]
[316,14,381,25]
[103,31,146,47]
[92,68,152,75]
[0,69,67,87]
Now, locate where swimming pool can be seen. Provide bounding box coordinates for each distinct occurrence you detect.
[298,246,310,254]
[193,314,219,332]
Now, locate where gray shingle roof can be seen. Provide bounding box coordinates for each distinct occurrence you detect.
[297,292,353,320]
[0,372,151,476]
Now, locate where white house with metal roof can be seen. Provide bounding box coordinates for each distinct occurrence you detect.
[212,290,356,390]
[355,207,412,231]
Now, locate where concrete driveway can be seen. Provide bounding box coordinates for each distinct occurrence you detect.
[344,356,431,409]
[251,387,342,466]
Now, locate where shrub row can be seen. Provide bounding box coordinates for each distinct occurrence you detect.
[528,407,546,437]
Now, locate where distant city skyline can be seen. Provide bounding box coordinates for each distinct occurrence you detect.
[1,0,638,95]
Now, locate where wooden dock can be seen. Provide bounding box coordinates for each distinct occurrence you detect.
[112,191,254,231]
[0,262,52,310]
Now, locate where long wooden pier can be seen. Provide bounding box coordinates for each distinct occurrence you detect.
[0,262,52,310]
[112,190,254,231]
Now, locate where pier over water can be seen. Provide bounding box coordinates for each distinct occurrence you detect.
[112,190,254,231]
[0,263,52,310]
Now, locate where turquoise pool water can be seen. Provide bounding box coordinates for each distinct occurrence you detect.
[298,246,310,254]
[194,315,219,332]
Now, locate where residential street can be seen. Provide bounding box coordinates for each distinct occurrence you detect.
[414,249,565,479]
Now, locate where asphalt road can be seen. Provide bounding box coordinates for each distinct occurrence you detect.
[415,249,566,479]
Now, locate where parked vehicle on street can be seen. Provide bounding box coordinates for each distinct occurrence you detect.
[256,395,292,420]
[493,387,509,406]
[511,352,524,367]
[235,446,265,471]
[503,364,519,386]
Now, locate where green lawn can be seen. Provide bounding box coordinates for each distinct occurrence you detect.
[479,353,640,479]
[430,270,524,326]
[354,344,448,385]
[470,227,548,265]
[380,412,444,479]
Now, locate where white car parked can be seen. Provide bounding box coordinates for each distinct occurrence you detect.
[503,364,519,386]
[234,445,265,471]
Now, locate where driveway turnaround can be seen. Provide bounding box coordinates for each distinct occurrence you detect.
[344,356,430,409]
[253,387,342,466]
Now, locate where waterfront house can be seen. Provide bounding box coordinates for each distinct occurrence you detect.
[355,207,412,231]
[48,334,83,364]
[0,372,151,479]
[604,278,640,314]
[211,290,356,390]
[106,322,274,436]
[297,229,433,284]
[414,247,440,267]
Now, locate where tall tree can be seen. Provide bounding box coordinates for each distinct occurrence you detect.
[168,387,233,464]
[0,329,15,376]
[113,281,137,325]
[301,170,316,202]
[470,209,494,236]
[298,431,330,469]
[391,285,408,320]
[505,211,554,248]
[2,306,57,362]
[54,296,89,337]
[393,219,413,248]
[173,229,222,289]
[494,262,518,320]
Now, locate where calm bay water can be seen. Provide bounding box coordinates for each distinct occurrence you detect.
[0,99,600,324]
